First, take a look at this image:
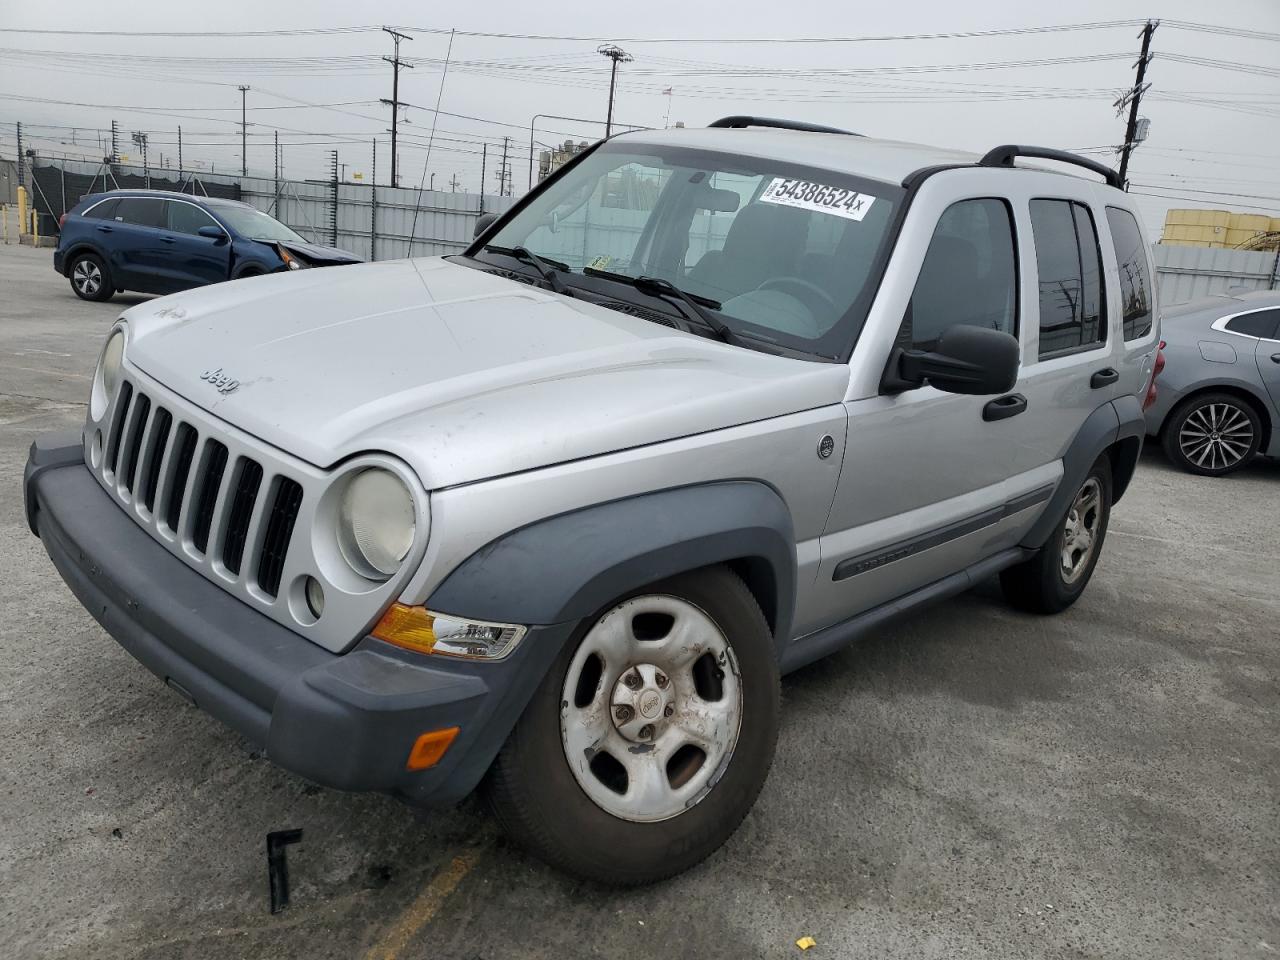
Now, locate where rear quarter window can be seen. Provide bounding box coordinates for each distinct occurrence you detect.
[1224,309,1280,340]
[82,198,119,220]
[1105,207,1154,341]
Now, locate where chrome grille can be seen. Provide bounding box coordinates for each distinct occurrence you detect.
[98,378,304,597]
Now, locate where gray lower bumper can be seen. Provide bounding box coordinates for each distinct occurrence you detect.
[24,433,572,807]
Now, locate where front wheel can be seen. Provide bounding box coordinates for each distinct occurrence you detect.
[484,566,780,885]
[1001,457,1112,614]
[68,252,113,301]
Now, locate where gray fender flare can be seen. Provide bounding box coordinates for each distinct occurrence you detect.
[426,480,798,659]
[1021,397,1146,550]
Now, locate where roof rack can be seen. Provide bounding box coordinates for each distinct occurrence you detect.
[978,145,1122,189]
[708,116,860,137]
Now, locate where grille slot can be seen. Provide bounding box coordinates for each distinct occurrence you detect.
[140,408,172,513]
[222,459,263,575]
[165,423,199,532]
[120,394,151,494]
[190,441,229,555]
[105,381,133,475]
[257,477,303,598]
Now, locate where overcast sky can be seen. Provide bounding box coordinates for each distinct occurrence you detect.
[2,0,1278,238]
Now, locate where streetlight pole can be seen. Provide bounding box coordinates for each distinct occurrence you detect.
[596,44,632,138]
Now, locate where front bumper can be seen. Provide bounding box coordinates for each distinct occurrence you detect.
[24,432,572,807]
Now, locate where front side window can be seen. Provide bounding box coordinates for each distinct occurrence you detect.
[904,198,1018,351]
[479,142,903,359]
[166,201,219,236]
[1031,199,1106,358]
[1105,207,1153,340]
[1224,309,1280,340]
[113,197,165,229]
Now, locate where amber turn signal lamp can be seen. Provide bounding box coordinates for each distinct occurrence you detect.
[372,603,438,654]
[406,727,459,771]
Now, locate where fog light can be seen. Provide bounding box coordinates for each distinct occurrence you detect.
[304,576,324,619]
[371,604,526,660]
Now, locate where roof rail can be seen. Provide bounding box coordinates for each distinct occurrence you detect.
[978,145,1122,189]
[708,116,860,137]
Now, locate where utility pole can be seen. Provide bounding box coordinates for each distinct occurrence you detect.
[238,84,250,177]
[596,44,633,137]
[449,173,460,192]
[1115,19,1157,189]
[479,142,487,214]
[132,131,149,187]
[498,136,510,197]
[380,26,414,188]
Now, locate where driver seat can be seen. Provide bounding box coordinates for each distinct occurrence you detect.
[687,203,809,303]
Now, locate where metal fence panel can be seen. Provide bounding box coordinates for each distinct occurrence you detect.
[1152,244,1280,305]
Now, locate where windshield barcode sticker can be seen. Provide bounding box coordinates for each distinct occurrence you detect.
[758,178,876,221]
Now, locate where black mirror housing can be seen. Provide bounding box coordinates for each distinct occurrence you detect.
[886,324,1020,396]
[473,212,498,239]
[198,225,226,242]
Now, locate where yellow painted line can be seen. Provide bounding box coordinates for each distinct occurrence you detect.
[364,850,480,960]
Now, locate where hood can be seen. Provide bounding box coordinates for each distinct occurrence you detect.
[275,238,362,265]
[121,257,850,488]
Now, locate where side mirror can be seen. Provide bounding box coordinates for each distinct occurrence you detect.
[198,225,227,242]
[885,324,1019,395]
[473,212,498,238]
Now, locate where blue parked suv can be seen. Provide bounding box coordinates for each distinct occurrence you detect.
[54,190,360,301]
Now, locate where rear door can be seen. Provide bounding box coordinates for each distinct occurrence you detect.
[1229,308,1280,413]
[161,200,231,289]
[106,197,169,292]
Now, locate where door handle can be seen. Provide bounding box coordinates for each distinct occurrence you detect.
[1090,367,1120,388]
[1271,353,1280,364]
[160,236,176,244]
[96,225,113,233]
[983,393,1027,422]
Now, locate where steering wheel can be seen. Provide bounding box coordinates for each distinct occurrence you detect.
[755,277,839,323]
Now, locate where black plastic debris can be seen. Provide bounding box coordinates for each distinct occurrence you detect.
[267,828,303,914]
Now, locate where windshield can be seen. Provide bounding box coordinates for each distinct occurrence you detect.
[480,140,903,358]
[212,205,305,243]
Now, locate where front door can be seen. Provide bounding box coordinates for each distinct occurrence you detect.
[161,200,232,288]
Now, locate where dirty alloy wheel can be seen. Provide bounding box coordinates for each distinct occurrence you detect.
[69,253,113,302]
[1000,456,1112,615]
[484,566,780,885]
[1162,393,1261,477]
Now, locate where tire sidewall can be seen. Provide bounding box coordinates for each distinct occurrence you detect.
[69,252,112,302]
[1044,458,1112,607]
[1164,394,1261,476]
[494,567,780,883]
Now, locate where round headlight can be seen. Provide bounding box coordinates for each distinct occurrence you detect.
[337,468,416,579]
[91,328,126,420]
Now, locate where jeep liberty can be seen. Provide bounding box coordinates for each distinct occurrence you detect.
[24,117,1160,884]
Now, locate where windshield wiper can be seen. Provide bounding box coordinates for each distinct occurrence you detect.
[582,267,740,345]
[482,243,572,296]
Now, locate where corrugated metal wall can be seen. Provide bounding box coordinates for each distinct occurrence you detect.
[1152,244,1280,305]
[239,178,519,260]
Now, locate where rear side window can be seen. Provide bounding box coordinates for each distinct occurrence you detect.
[1224,309,1280,339]
[166,201,218,236]
[1031,199,1106,358]
[1105,207,1154,340]
[113,197,165,229]
[904,198,1018,350]
[82,198,119,220]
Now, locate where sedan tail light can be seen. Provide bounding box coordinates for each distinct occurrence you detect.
[1143,340,1166,411]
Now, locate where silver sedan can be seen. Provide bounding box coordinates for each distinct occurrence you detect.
[1145,289,1280,476]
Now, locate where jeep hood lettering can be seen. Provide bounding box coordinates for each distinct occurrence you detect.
[122,257,850,488]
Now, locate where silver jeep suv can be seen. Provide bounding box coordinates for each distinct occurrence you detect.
[24,117,1159,885]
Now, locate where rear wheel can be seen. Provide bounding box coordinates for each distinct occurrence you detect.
[1162,392,1261,476]
[1001,457,1112,614]
[68,252,113,302]
[484,566,780,885]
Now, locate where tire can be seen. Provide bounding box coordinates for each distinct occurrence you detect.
[1161,392,1262,476]
[1000,457,1112,615]
[68,252,113,302]
[484,566,780,885]
[234,267,265,280]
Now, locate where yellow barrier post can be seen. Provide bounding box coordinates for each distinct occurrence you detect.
[16,185,27,240]
[31,208,40,245]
